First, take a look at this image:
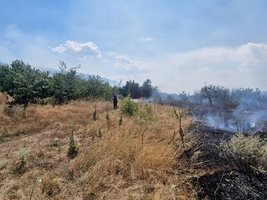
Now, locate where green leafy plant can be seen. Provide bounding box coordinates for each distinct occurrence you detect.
[121,97,138,116]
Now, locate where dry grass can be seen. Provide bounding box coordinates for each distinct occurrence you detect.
[0,93,8,104]
[0,100,195,200]
[220,133,267,173]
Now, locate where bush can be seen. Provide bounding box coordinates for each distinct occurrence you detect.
[13,148,29,175]
[220,134,267,173]
[40,174,61,197]
[121,97,138,116]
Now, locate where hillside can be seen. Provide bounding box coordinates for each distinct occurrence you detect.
[35,66,119,86]
[0,98,266,200]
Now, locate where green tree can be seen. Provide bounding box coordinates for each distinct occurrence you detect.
[85,75,112,100]
[200,84,216,106]
[121,80,142,99]
[51,61,80,105]
[0,60,51,108]
[0,63,12,92]
[141,79,153,98]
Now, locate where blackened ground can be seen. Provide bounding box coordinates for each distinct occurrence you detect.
[191,170,267,200]
[179,121,267,200]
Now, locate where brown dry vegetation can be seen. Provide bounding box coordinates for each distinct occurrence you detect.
[0,98,198,200]
[0,93,8,104]
[1,95,266,200]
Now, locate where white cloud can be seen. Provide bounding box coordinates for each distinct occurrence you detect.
[151,43,267,93]
[1,26,267,93]
[113,55,152,72]
[140,37,153,42]
[114,55,137,66]
[51,40,102,58]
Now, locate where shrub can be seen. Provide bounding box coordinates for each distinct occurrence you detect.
[68,132,78,159]
[13,148,29,175]
[40,174,61,197]
[220,134,267,174]
[121,97,138,116]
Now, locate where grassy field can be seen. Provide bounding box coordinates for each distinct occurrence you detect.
[1,97,266,200]
[0,99,198,200]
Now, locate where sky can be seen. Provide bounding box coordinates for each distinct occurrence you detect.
[1,0,267,93]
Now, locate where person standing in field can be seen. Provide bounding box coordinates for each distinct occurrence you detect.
[112,92,118,110]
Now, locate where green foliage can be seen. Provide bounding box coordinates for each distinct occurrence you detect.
[51,61,80,105]
[85,75,112,100]
[141,79,153,98]
[68,132,78,159]
[200,84,234,108]
[0,60,51,107]
[0,60,114,106]
[120,80,141,98]
[120,79,155,99]
[0,63,12,92]
[121,97,138,116]
[0,59,155,107]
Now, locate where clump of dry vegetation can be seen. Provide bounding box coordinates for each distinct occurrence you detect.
[0,98,195,199]
[220,133,267,173]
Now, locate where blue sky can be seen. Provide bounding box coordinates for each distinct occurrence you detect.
[1,0,267,92]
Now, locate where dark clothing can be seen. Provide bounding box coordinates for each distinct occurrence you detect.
[113,95,118,110]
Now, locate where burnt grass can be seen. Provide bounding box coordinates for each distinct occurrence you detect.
[181,121,267,200]
[191,170,267,200]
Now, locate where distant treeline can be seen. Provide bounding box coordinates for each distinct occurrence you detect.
[0,60,156,107]
[154,84,267,111]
